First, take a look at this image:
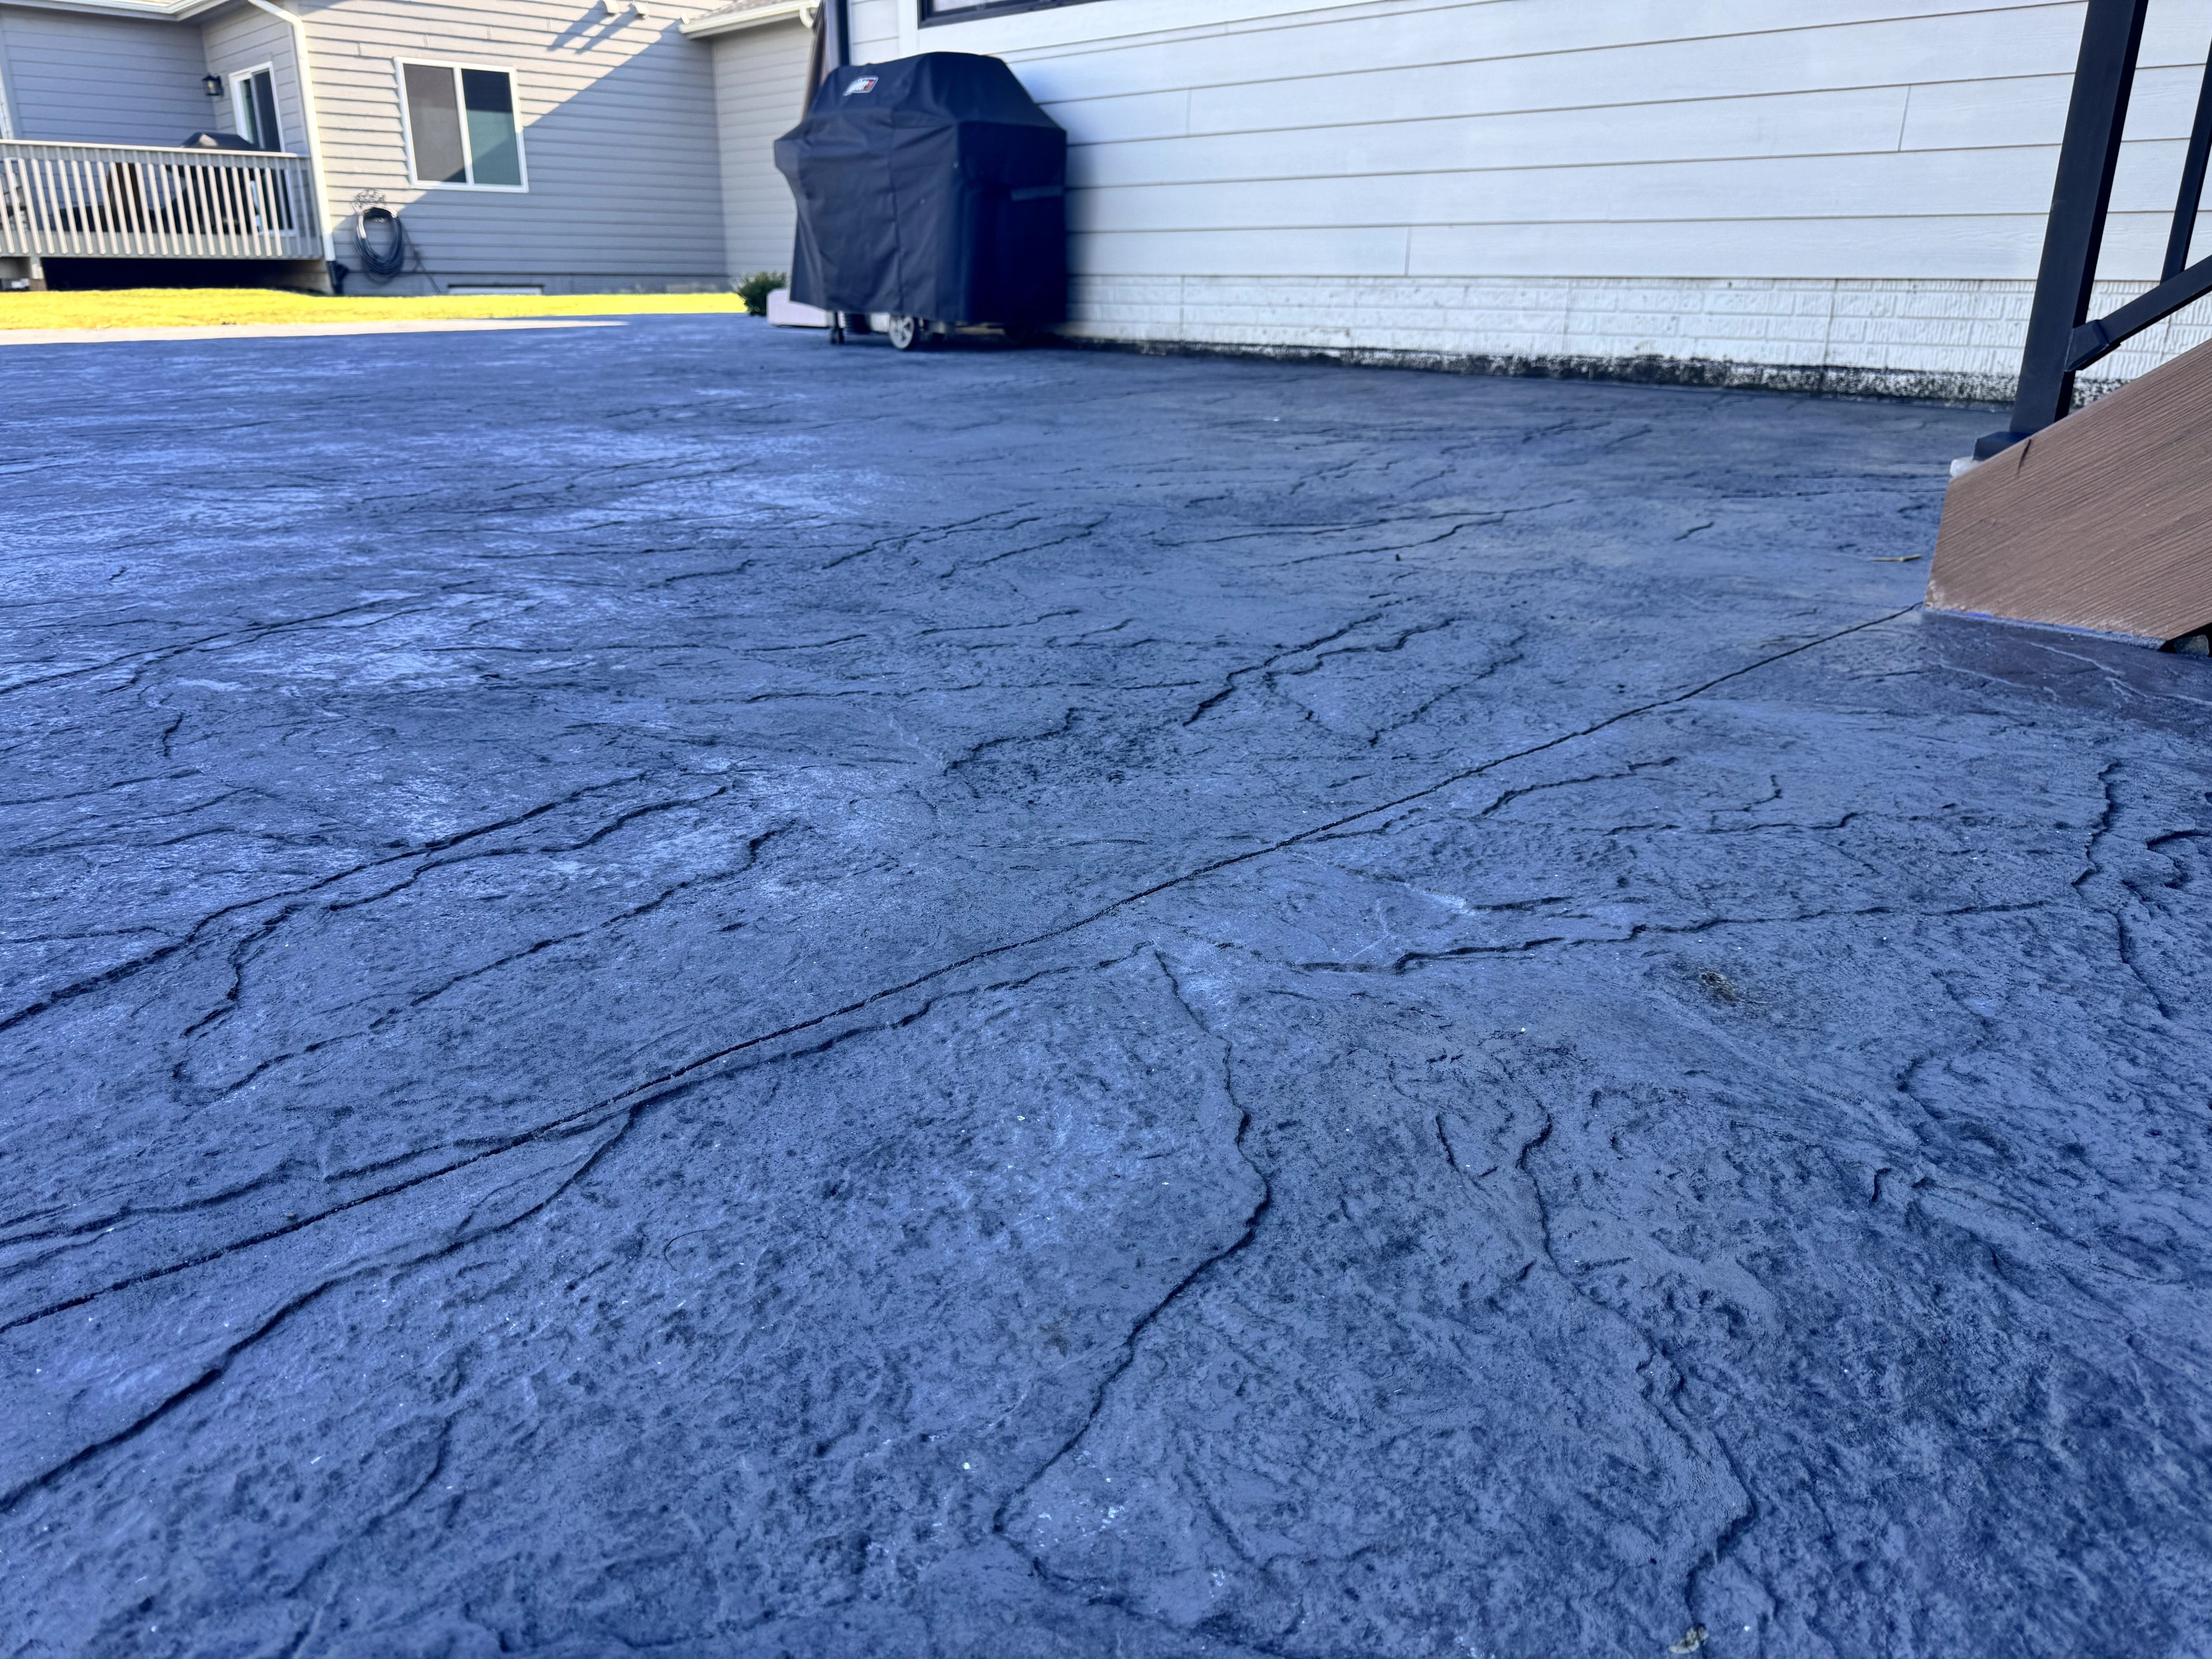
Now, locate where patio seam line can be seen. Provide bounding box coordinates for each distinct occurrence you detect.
[0,1112,635,1516]
[0,600,1920,1341]
[0,946,1161,1515]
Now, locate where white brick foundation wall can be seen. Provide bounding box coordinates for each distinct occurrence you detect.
[1061,274,2212,407]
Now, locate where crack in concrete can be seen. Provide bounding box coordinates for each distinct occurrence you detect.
[1182,608,1401,726]
[180,824,795,1103]
[0,603,1921,1357]
[0,1108,636,1513]
[1288,900,2052,977]
[0,772,652,1037]
[985,950,1273,1618]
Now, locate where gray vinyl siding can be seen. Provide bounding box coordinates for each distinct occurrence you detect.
[711,20,809,279]
[201,6,306,156]
[307,0,728,288]
[0,4,213,147]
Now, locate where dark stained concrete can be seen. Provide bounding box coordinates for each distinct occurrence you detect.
[1,316,2207,1659]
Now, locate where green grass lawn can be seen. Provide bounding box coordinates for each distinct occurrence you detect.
[0,288,757,330]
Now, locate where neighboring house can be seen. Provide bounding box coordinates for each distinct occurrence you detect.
[5,0,2211,403]
[0,0,817,294]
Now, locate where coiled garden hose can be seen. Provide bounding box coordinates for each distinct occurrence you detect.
[352,206,410,283]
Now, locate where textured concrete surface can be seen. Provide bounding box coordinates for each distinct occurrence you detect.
[2,317,2207,1659]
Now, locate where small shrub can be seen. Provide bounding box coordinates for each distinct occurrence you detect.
[738,271,787,316]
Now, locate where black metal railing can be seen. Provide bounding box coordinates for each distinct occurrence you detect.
[1980,0,2212,457]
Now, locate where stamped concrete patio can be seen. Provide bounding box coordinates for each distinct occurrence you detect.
[2,316,2207,1659]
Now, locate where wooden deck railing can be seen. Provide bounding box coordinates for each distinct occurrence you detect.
[0,140,322,262]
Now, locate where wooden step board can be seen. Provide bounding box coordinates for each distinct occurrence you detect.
[1929,334,2212,646]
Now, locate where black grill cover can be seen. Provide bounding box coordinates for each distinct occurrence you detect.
[180,131,275,151]
[774,54,1066,326]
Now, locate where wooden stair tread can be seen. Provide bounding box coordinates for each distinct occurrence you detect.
[1929,334,2212,644]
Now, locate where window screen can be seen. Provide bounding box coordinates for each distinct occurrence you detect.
[401,62,525,189]
[403,64,467,184]
[460,69,522,187]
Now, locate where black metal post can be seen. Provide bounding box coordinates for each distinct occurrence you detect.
[1978,0,2149,459]
[2164,53,2212,279]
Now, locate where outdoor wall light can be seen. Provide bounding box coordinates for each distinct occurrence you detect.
[201,74,224,98]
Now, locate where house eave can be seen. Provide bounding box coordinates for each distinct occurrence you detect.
[0,0,243,20]
[679,0,814,40]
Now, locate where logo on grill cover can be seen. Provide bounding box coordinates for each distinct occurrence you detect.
[844,76,877,94]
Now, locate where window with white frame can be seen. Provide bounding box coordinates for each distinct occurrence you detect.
[919,0,1101,21]
[232,66,281,149]
[397,62,526,190]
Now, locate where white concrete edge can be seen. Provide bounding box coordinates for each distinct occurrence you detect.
[0,318,628,345]
[764,287,828,328]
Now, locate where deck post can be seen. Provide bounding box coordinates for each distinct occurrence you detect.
[1978,0,2150,458]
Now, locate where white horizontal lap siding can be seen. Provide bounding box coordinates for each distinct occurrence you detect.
[711,21,809,278]
[1028,4,2212,275]
[0,5,211,146]
[910,0,2212,384]
[1072,146,2207,242]
[309,0,727,283]
[850,0,901,65]
[1065,66,2212,181]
